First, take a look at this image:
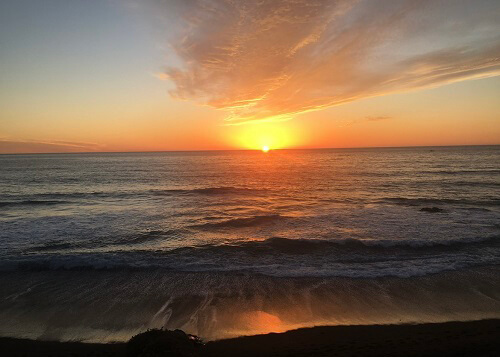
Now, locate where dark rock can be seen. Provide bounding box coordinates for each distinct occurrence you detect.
[127,329,202,357]
[420,207,444,213]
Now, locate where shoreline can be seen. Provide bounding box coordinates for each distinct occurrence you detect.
[1,319,499,356]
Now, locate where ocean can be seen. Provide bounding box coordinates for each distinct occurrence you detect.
[0,146,499,341]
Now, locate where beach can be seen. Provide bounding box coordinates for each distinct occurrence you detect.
[1,319,499,356]
[204,319,500,357]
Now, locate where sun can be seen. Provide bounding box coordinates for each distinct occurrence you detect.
[229,121,303,151]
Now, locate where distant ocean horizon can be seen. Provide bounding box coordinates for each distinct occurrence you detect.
[2,144,499,156]
[0,145,499,341]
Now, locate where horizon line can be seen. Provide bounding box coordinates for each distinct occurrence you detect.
[1,144,499,155]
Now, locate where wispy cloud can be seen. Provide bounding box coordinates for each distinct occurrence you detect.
[152,0,500,124]
[0,139,103,154]
[365,116,391,122]
[337,116,392,128]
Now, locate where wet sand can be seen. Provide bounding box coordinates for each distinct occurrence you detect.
[0,319,498,357]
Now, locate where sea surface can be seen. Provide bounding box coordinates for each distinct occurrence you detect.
[0,146,499,341]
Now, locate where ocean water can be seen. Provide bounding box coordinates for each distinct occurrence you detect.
[0,146,499,341]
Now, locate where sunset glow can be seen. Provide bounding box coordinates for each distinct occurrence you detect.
[229,121,303,151]
[262,146,270,153]
[0,0,498,153]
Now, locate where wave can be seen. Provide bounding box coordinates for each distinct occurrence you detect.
[13,260,132,272]
[0,187,264,205]
[380,197,500,207]
[433,181,500,188]
[191,214,285,229]
[419,169,500,175]
[116,229,181,245]
[25,240,76,252]
[0,199,71,208]
[4,234,498,277]
[151,186,266,196]
[35,192,108,198]
[23,229,183,253]
[172,235,500,255]
[0,191,137,204]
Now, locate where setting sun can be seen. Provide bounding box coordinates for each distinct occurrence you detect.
[227,121,306,151]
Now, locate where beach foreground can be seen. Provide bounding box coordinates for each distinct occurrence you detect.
[1,319,498,357]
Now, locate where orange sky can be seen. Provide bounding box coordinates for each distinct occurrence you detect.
[1,0,499,153]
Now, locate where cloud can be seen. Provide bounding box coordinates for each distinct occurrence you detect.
[151,72,170,80]
[153,0,500,124]
[0,139,103,154]
[338,116,392,128]
[365,116,391,122]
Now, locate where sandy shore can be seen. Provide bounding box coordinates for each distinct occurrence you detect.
[0,319,499,356]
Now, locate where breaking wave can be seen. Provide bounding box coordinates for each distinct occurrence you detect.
[7,235,497,278]
[172,235,500,255]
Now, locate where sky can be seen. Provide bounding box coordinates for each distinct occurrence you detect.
[1,0,499,153]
